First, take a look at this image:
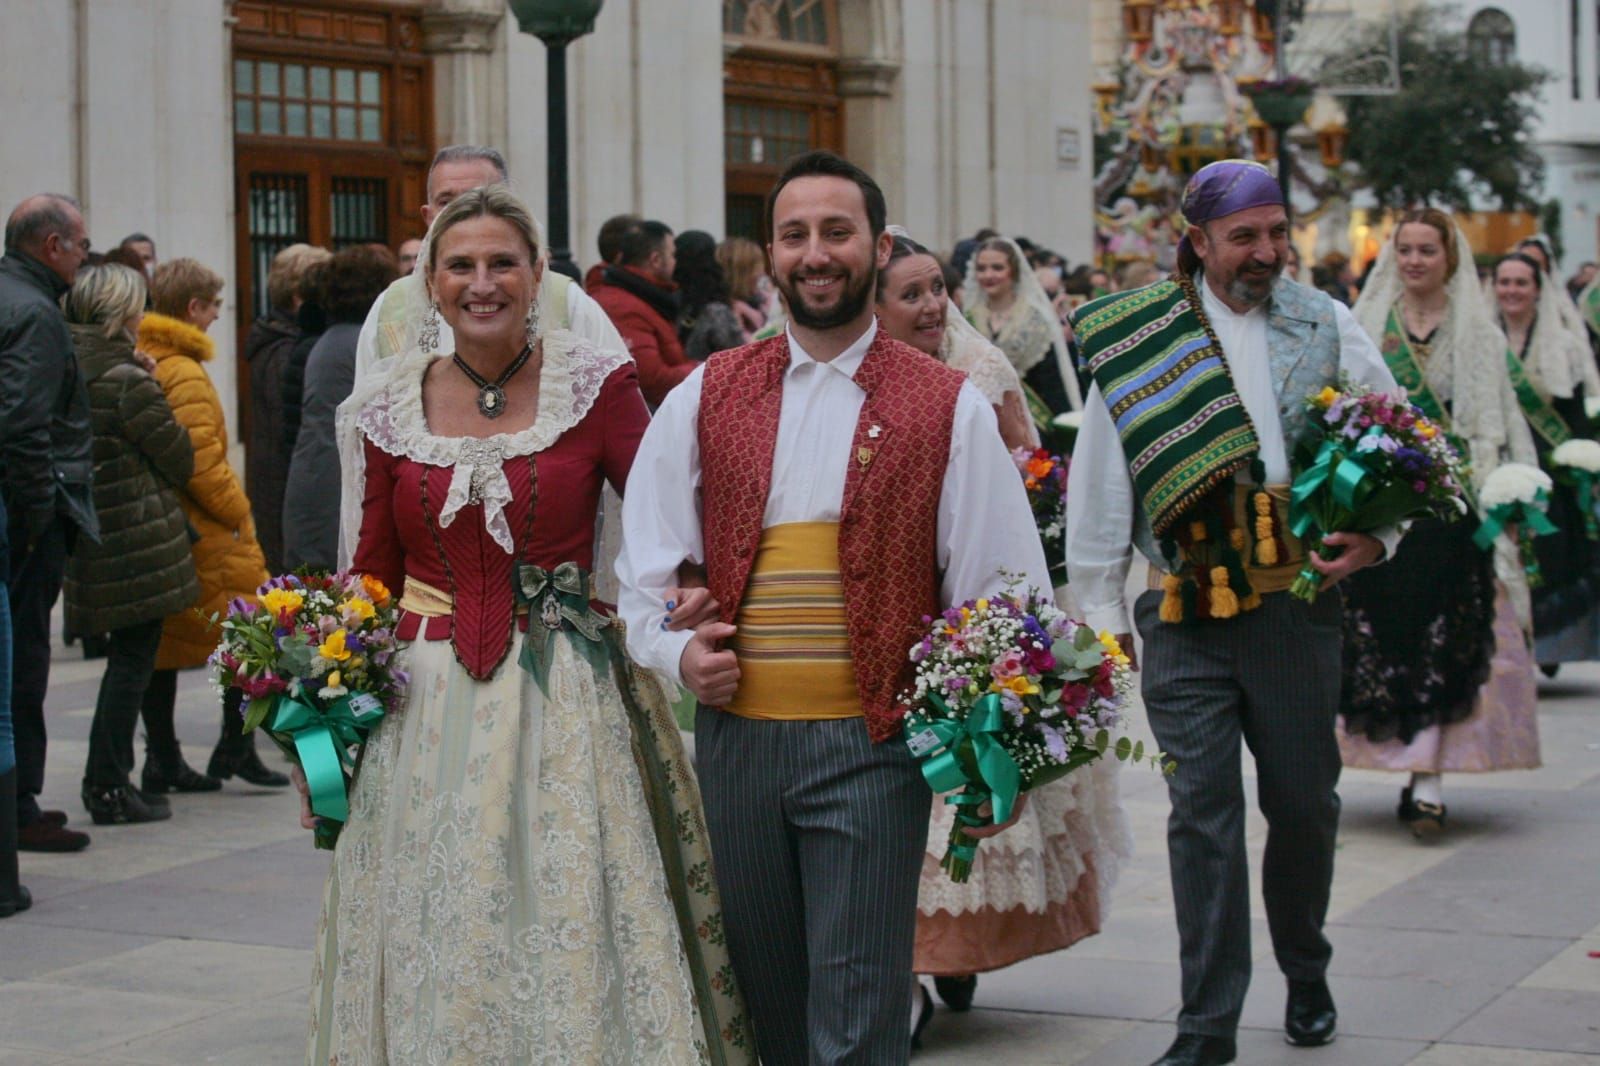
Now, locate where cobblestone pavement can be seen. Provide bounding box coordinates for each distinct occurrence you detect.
[2,609,1598,1064]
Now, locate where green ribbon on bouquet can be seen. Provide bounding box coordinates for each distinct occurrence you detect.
[1288,429,1382,540]
[1559,468,1600,540]
[1471,493,1558,550]
[905,692,1022,879]
[269,691,385,827]
[513,562,612,696]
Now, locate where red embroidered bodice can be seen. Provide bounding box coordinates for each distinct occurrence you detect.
[699,331,967,742]
[352,338,646,679]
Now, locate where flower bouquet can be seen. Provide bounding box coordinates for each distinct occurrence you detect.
[210,571,408,849]
[1288,382,1469,602]
[1012,447,1069,584]
[1474,463,1558,587]
[1548,439,1600,540]
[900,586,1169,881]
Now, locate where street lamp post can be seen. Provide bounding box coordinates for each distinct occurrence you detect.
[506,0,605,279]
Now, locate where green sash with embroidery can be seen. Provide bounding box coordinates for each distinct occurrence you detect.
[1503,349,1573,449]
[1075,279,1259,536]
[1379,308,1450,425]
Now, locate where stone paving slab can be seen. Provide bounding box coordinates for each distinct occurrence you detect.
[3,611,1600,1063]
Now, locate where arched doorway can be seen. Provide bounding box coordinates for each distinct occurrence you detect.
[229,0,433,424]
[721,0,844,239]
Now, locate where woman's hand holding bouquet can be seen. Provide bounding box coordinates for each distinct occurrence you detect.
[210,571,408,849]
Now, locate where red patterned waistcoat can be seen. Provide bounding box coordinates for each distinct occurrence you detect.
[699,330,967,742]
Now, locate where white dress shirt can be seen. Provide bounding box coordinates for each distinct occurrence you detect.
[617,320,1052,684]
[1065,275,1400,635]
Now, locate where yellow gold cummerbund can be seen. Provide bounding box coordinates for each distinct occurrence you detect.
[728,521,861,720]
[399,576,528,617]
[1146,482,1308,596]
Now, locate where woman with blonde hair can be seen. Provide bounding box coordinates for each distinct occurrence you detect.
[138,258,287,794]
[716,235,773,335]
[62,264,200,824]
[1340,208,1541,837]
[308,184,749,1061]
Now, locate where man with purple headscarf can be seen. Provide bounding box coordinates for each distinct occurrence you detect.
[1065,160,1401,1066]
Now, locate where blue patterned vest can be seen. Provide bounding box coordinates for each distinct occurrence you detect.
[1132,277,1345,567]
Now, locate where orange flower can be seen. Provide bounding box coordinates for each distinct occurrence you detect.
[360,573,392,607]
[1026,457,1055,480]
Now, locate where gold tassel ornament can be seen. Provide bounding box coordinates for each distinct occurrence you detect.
[1159,573,1186,623]
[1208,566,1240,618]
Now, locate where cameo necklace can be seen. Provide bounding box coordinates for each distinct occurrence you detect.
[453,343,533,418]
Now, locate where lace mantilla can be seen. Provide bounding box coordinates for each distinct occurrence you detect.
[357,331,630,553]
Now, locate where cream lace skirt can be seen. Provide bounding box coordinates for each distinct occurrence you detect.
[914,757,1132,975]
[308,635,740,1065]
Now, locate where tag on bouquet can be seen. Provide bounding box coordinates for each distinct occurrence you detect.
[906,728,943,758]
[348,691,384,723]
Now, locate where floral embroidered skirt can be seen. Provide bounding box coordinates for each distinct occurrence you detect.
[913,757,1132,976]
[307,634,753,1065]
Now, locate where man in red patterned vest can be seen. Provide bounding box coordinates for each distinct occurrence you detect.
[618,151,1048,1063]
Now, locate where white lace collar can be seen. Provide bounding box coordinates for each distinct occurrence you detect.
[356,329,630,553]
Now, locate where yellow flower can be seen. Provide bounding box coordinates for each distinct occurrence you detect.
[341,597,375,623]
[261,588,304,618]
[1313,386,1340,409]
[1098,630,1131,667]
[991,675,1039,696]
[1417,422,1437,439]
[975,598,989,613]
[318,629,352,663]
[326,670,341,689]
[360,573,391,607]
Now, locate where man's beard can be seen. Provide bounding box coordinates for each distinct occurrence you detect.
[781,264,877,330]
[1223,260,1282,308]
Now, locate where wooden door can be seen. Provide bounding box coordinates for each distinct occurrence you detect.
[230,0,431,434]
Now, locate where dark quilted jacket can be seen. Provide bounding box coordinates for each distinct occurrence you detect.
[62,324,199,634]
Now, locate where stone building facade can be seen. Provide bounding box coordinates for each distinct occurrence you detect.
[0,0,1094,434]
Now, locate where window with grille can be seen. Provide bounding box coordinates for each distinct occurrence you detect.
[234,57,383,143]
[331,177,388,248]
[724,0,832,48]
[725,102,812,167]
[1467,8,1515,67]
[246,174,309,320]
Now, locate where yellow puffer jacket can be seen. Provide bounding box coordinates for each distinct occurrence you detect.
[138,313,270,670]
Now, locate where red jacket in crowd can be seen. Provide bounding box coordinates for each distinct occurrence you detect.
[587,265,694,407]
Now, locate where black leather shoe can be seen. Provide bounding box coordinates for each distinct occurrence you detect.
[82,783,173,826]
[934,974,977,1011]
[142,749,222,793]
[208,742,290,788]
[1397,787,1446,839]
[16,820,91,852]
[1285,977,1337,1047]
[0,884,31,918]
[1149,1033,1236,1066]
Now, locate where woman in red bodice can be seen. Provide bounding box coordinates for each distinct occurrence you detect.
[302,185,750,1064]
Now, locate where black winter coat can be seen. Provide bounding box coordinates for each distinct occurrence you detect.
[243,308,300,572]
[0,252,98,544]
[281,301,327,458]
[62,325,199,634]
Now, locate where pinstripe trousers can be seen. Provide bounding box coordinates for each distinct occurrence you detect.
[1133,588,1344,1038]
[694,708,931,1066]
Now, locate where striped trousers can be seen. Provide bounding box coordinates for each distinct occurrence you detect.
[1134,588,1344,1038]
[695,708,930,1066]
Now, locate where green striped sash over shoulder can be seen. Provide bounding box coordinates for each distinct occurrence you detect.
[1075,278,1260,536]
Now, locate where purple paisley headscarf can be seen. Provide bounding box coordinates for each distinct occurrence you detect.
[1176,159,1284,275]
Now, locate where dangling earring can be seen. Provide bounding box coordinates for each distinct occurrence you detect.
[525,296,542,349]
[419,302,441,353]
